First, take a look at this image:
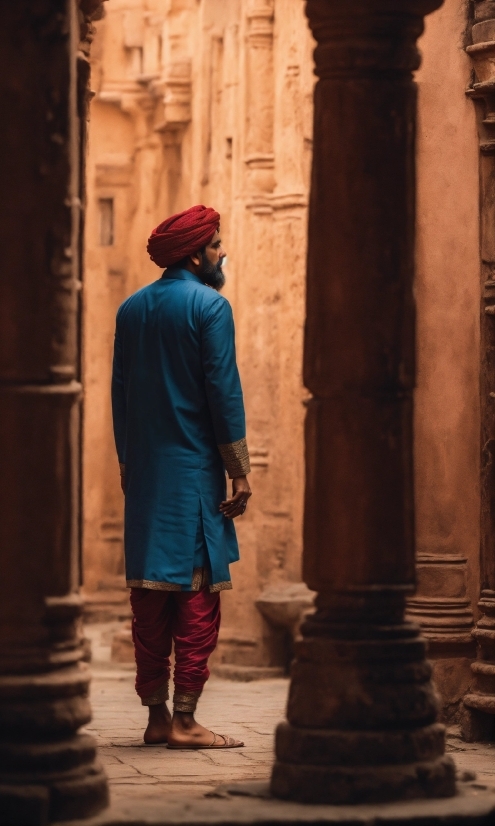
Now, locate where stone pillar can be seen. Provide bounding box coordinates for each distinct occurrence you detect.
[271,0,455,804]
[0,1,108,822]
[245,0,275,198]
[463,0,495,739]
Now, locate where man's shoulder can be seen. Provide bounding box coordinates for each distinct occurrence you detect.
[116,281,158,321]
[196,286,232,316]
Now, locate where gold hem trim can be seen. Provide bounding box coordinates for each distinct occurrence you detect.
[127,570,231,593]
[127,579,182,592]
[173,690,201,713]
[141,681,170,706]
[191,567,209,591]
[209,580,232,593]
[218,437,251,478]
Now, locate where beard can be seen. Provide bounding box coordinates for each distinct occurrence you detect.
[200,252,226,291]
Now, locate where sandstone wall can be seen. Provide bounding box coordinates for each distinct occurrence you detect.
[412,0,480,716]
[83,0,314,666]
[83,0,483,686]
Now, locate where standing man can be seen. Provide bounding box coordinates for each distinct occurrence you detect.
[111,205,251,749]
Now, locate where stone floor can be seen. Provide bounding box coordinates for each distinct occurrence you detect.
[84,661,495,808]
[71,625,495,824]
[85,664,288,805]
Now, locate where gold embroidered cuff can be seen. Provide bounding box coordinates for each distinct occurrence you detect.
[141,681,169,706]
[173,690,202,713]
[218,437,251,479]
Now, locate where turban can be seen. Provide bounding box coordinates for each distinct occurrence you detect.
[147,205,220,268]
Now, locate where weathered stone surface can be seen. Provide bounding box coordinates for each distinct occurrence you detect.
[275,722,447,766]
[56,783,495,825]
[0,1,108,820]
[410,0,480,720]
[270,0,456,806]
[463,1,495,732]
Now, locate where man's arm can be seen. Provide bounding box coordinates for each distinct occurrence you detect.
[111,321,127,493]
[202,297,252,518]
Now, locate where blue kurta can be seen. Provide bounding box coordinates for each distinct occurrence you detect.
[111,267,247,591]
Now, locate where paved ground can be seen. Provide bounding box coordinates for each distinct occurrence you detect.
[85,662,495,810]
[85,664,288,806]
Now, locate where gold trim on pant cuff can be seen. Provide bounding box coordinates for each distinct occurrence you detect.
[141,681,170,706]
[173,690,201,713]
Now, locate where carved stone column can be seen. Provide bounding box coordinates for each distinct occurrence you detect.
[245,0,275,198]
[0,1,108,821]
[463,0,495,738]
[271,0,455,804]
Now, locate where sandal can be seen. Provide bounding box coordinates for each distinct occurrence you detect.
[167,731,244,750]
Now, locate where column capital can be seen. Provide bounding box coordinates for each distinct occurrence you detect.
[247,0,274,45]
[305,0,443,77]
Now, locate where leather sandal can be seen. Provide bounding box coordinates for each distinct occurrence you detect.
[167,731,244,749]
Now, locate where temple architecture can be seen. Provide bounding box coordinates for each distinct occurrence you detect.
[9,0,495,819]
[81,0,495,735]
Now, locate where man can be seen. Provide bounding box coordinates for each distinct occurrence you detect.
[111,205,251,749]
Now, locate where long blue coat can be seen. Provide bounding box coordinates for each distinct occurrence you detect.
[111,267,248,592]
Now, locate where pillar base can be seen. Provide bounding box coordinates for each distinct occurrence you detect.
[463,590,495,739]
[0,596,109,824]
[0,723,109,826]
[0,769,107,826]
[271,591,456,805]
[271,756,455,805]
[272,721,455,804]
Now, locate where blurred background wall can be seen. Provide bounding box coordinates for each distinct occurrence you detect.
[82,0,483,718]
[82,0,314,672]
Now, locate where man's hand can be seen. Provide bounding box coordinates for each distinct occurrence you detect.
[119,463,126,495]
[219,475,251,519]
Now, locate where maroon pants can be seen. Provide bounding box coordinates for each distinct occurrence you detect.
[130,587,221,701]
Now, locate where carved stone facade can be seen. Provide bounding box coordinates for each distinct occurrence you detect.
[83,0,313,666]
[463,0,495,737]
[10,0,495,818]
[82,0,495,739]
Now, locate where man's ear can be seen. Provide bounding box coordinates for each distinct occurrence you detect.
[189,249,202,268]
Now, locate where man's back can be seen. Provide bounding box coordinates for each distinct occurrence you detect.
[115,270,235,460]
[112,266,247,590]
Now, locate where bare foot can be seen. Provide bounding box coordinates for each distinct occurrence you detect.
[143,702,172,744]
[167,711,244,749]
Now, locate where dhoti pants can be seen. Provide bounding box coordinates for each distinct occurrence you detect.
[129,586,221,713]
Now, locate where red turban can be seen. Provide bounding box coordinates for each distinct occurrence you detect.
[147,205,220,268]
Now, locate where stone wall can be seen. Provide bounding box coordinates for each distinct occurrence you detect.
[82,0,314,667]
[408,0,481,720]
[83,0,485,696]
